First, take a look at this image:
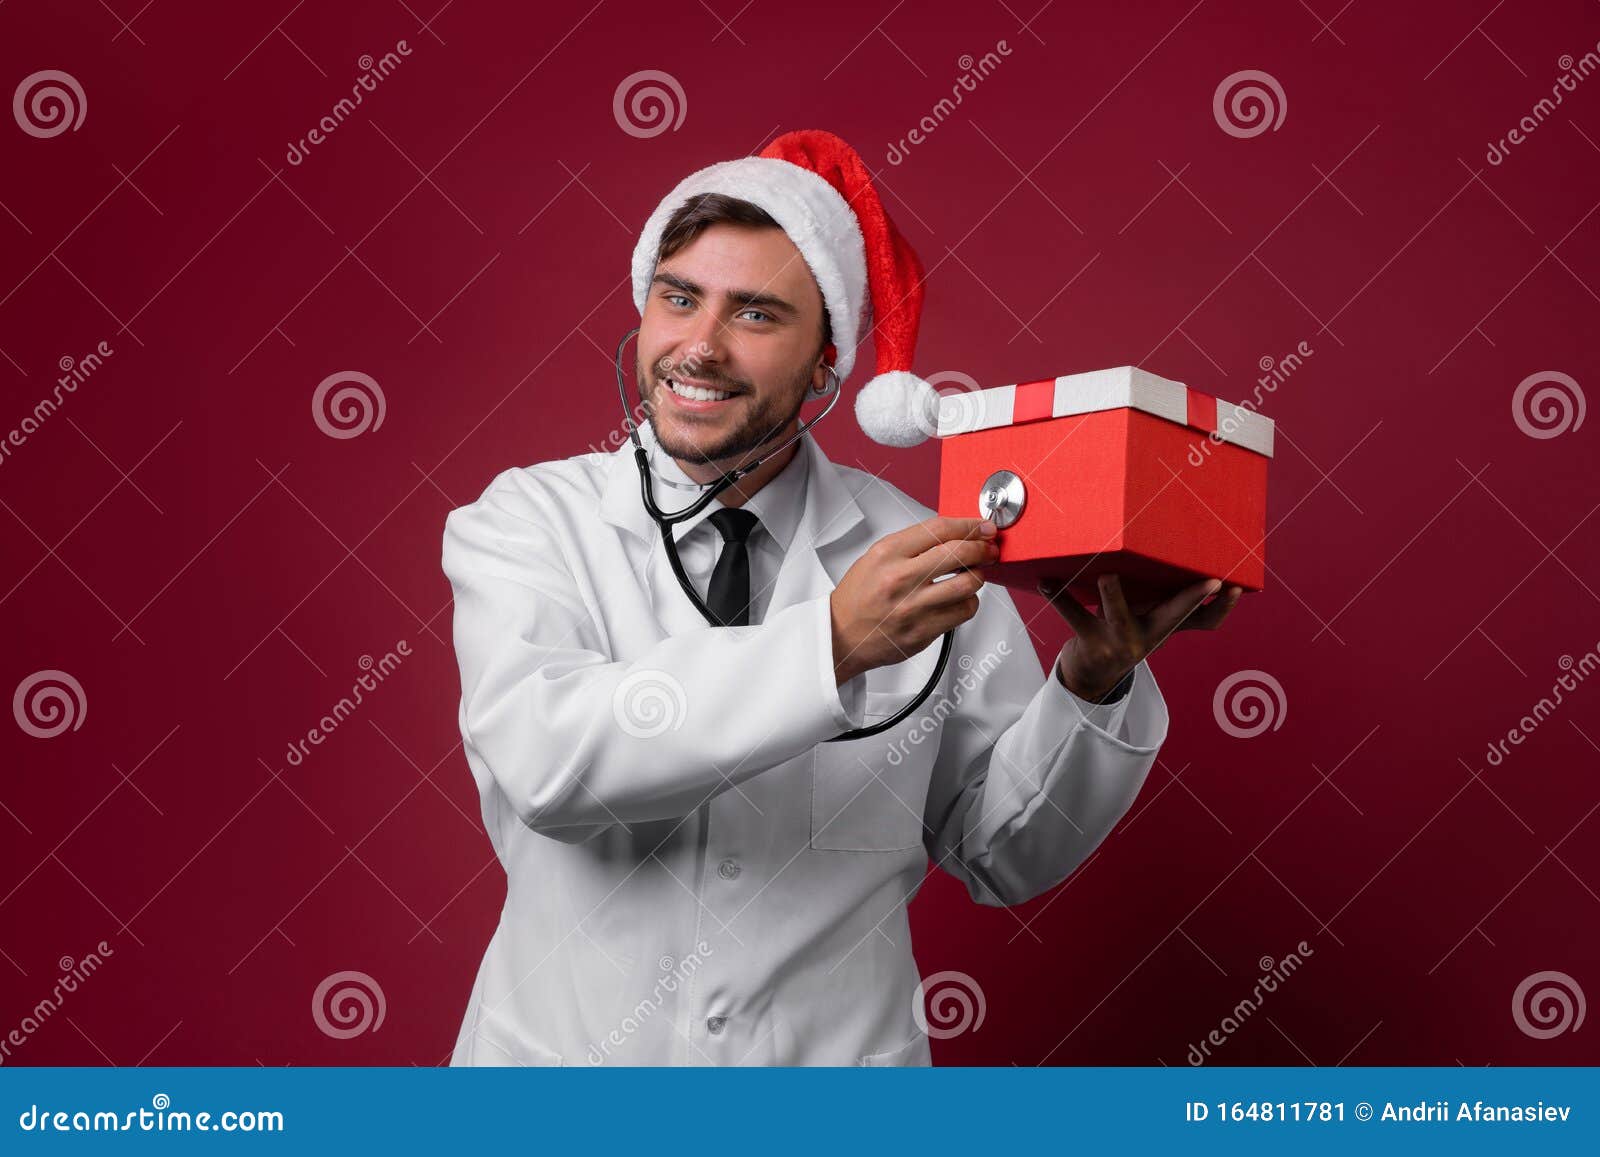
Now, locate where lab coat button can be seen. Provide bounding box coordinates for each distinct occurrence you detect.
[717,858,741,880]
[706,1015,727,1035]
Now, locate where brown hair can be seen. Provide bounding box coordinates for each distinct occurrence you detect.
[656,193,831,347]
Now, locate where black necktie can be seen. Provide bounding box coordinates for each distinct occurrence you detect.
[705,508,760,626]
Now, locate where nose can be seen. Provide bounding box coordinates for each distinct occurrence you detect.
[678,309,730,375]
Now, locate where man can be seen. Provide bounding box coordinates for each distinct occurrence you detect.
[442,130,1241,1066]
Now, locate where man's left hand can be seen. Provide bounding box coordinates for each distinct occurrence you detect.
[1038,573,1243,702]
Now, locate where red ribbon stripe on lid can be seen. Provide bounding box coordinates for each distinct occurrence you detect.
[1012,378,1056,424]
[1184,386,1218,437]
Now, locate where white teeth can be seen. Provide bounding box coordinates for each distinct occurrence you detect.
[666,377,733,402]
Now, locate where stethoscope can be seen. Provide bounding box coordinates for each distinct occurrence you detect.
[614,327,952,742]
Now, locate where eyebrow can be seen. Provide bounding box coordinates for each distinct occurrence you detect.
[651,271,800,319]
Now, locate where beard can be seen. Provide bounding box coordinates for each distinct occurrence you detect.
[638,354,812,467]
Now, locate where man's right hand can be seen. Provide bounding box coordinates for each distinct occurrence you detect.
[829,516,999,686]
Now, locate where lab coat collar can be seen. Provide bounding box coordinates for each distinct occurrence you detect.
[598,420,865,555]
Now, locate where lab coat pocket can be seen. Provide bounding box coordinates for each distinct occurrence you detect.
[468,1004,564,1067]
[859,1029,932,1067]
[811,690,937,852]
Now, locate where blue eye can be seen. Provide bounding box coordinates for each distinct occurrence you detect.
[739,309,771,323]
[665,293,692,309]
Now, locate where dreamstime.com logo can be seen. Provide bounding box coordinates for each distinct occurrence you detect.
[1512,970,1585,1040]
[282,642,411,767]
[613,70,686,138]
[12,670,86,738]
[1212,669,1286,738]
[586,943,714,1064]
[920,369,984,442]
[884,42,1014,166]
[885,639,1011,766]
[656,342,717,386]
[312,970,386,1039]
[613,669,688,738]
[0,341,116,471]
[1213,70,1286,139]
[285,41,413,165]
[13,70,85,138]
[589,341,718,455]
[913,970,986,1039]
[17,1094,284,1134]
[1486,43,1600,165]
[0,942,114,1065]
[1511,371,1585,440]
[1189,342,1310,466]
[1481,646,1599,767]
[1187,942,1315,1064]
[312,370,386,439]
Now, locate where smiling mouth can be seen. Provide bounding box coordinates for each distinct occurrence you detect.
[662,376,742,403]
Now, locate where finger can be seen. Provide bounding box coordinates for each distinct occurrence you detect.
[916,568,985,609]
[910,537,997,583]
[1146,577,1222,640]
[1179,583,1243,631]
[922,594,981,636]
[1097,573,1134,632]
[890,515,989,556]
[1038,579,1099,637]
[886,515,994,557]
[896,594,981,657]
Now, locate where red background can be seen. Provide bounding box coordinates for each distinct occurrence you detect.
[2,0,1597,1066]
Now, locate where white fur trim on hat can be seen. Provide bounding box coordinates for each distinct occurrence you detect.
[630,157,868,382]
[854,370,939,448]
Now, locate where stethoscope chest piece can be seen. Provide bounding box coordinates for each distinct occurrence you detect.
[978,469,1026,528]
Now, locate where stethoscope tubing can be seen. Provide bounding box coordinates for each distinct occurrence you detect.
[613,328,953,742]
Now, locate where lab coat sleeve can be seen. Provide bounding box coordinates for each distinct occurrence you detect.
[441,473,867,839]
[922,587,1168,907]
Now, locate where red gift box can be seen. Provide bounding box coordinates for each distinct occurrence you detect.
[935,367,1274,607]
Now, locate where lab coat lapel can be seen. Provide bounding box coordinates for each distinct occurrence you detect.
[597,440,658,544]
[767,435,866,614]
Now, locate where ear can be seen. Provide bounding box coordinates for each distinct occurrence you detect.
[810,347,840,399]
[820,342,839,383]
[809,343,836,394]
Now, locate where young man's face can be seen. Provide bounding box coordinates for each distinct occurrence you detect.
[638,222,829,468]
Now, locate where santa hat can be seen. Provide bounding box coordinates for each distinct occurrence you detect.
[630,129,939,447]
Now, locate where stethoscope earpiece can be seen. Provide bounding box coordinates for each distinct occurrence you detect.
[810,363,841,399]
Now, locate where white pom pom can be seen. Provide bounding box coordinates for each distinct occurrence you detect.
[854,371,939,447]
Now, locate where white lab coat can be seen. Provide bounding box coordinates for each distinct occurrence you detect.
[441,425,1168,1066]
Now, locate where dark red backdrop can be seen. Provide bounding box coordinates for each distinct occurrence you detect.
[2,0,1596,1067]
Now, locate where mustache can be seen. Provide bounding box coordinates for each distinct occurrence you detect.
[644,356,750,394]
